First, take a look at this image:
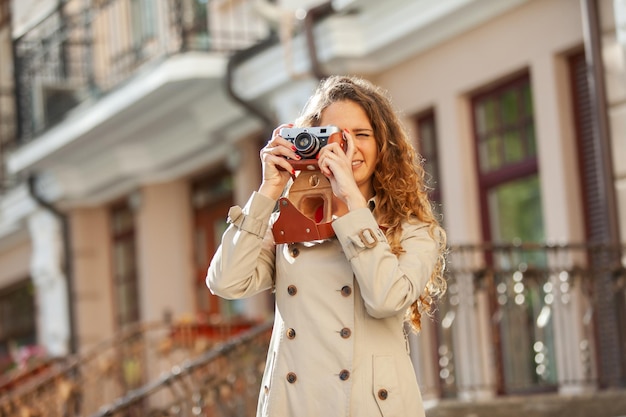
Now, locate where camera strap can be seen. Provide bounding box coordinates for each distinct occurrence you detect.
[272,197,336,244]
[271,171,336,244]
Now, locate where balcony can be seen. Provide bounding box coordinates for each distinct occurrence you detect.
[1,242,624,417]
[11,0,269,146]
[2,0,273,207]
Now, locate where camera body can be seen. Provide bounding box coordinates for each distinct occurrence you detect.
[272,125,343,242]
[280,125,342,160]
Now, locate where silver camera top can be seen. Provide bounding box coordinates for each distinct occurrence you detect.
[280,125,341,160]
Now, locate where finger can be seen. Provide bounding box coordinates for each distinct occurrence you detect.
[262,142,301,162]
[271,123,293,139]
[318,158,332,177]
[265,153,296,175]
[267,123,296,149]
[343,129,356,159]
[318,142,345,161]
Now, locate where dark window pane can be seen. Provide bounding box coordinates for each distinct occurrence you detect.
[480,135,502,172]
[501,90,518,125]
[526,124,537,157]
[111,203,140,328]
[503,131,524,163]
[488,175,545,243]
[475,99,497,135]
[473,76,536,173]
[415,110,442,208]
[0,281,37,373]
[522,83,533,116]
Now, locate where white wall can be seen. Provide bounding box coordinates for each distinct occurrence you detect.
[10,0,57,37]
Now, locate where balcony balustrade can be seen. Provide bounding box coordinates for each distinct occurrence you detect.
[0,242,623,416]
[11,0,269,145]
[0,317,261,417]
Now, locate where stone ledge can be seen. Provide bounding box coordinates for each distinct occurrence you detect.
[426,389,626,417]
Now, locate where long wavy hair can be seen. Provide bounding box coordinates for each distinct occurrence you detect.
[294,75,447,332]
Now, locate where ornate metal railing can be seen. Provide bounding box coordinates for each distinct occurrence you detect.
[431,242,625,397]
[90,320,272,417]
[1,243,624,415]
[0,318,261,417]
[12,0,269,143]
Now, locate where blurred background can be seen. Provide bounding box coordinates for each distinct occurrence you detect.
[0,0,625,416]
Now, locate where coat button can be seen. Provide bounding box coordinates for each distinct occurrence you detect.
[286,372,297,383]
[340,286,352,297]
[339,369,350,381]
[287,285,297,296]
[290,247,300,257]
[286,328,296,339]
[378,389,388,400]
[340,328,351,338]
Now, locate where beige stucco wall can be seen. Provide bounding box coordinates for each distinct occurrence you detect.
[70,207,115,350]
[135,181,195,323]
[231,135,275,319]
[376,0,586,245]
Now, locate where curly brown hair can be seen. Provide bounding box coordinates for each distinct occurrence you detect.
[294,75,447,332]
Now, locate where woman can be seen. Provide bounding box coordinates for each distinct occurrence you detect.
[207,75,446,417]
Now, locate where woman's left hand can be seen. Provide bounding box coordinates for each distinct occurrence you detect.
[317,130,367,210]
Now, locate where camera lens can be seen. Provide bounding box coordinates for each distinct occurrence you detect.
[294,133,320,158]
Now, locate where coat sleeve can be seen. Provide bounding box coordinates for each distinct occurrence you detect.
[332,207,438,319]
[206,192,277,299]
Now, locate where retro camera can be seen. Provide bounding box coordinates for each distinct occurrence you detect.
[280,125,342,160]
[272,125,344,243]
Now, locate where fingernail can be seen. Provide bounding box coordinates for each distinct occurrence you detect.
[315,153,320,159]
[291,169,296,175]
[291,146,297,151]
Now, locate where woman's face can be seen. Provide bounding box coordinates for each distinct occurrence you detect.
[319,100,379,199]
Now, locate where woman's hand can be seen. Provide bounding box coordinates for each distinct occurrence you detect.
[258,124,302,200]
[317,129,367,211]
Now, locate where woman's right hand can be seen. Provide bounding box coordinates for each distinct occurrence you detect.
[258,124,302,200]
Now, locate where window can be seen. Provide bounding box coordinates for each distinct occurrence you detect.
[0,280,37,374]
[192,171,244,321]
[474,78,536,176]
[415,110,442,208]
[111,202,140,329]
[472,73,555,394]
[473,74,542,243]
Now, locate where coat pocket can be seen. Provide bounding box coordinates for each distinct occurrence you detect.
[372,355,401,417]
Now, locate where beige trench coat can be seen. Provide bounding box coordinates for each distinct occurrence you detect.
[207,192,438,417]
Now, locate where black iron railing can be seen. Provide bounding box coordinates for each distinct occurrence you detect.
[11,0,269,144]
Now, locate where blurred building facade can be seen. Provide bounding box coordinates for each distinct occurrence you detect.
[0,0,625,414]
